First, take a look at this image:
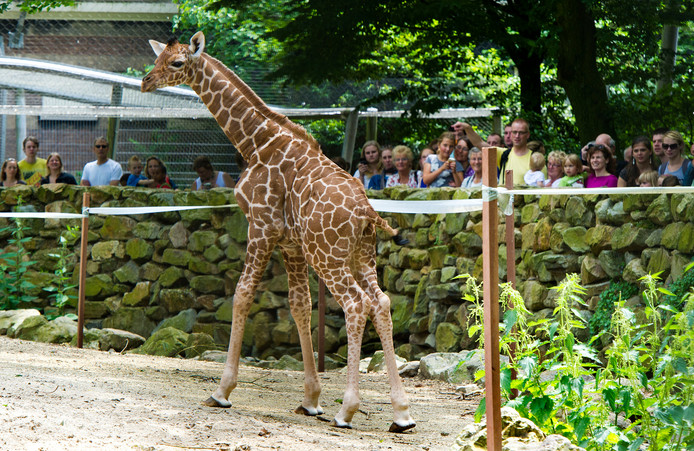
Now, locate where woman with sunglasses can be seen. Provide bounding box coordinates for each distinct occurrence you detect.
[0,158,27,187]
[658,130,693,185]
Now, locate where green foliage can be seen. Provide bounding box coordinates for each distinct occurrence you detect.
[0,0,73,14]
[201,0,694,150]
[589,280,639,336]
[0,214,37,310]
[466,272,694,451]
[43,225,80,320]
[663,261,694,310]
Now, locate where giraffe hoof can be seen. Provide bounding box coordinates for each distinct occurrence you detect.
[389,421,416,433]
[330,419,353,429]
[294,405,324,416]
[393,234,409,246]
[202,396,231,408]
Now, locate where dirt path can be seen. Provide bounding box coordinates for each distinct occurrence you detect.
[0,336,479,450]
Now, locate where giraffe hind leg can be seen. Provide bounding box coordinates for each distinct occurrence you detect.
[358,265,416,433]
[280,246,324,417]
[316,267,369,429]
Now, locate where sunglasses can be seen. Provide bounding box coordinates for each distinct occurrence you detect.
[662,143,679,150]
[95,144,108,149]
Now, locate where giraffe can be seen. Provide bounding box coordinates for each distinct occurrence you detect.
[141,31,415,433]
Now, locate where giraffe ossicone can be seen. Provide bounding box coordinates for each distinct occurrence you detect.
[141,31,415,433]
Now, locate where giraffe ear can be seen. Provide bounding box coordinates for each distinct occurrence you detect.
[189,31,205,58]
[149,39,166,57]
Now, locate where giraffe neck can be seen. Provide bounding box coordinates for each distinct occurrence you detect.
[190,54,317,162]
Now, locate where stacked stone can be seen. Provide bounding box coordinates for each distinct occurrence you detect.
[1,184,693,360]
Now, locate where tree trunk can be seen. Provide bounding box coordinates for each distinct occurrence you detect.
[657,0,681,92]
[514,52,543,121]
[555,0,613,145]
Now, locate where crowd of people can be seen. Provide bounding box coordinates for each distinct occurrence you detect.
[3,123,693,192]
[351,119,694,190]
[1,136,236,191]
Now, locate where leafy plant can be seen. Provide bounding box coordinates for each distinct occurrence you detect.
[465,272,694,451]
[43,225,80,320]
[664,261,694,310]
[598,273,694,450]
[0,214,37,310]
[589,279,639,337]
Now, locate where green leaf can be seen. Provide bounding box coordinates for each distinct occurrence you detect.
[603,388,617,412]
[572,415,590,441]
[468,324,481,338]
[654,407,675,426]
[683,404,694,426]
[474,398,486,423]
[502,309,518,336]
[529,396,553,425]
[627,438,644,451]
[500,367,512,393]
[548,322,559,340]
[518,356,537,377]
[564,334,575,356]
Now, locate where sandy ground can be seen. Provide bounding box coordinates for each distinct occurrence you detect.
[0,336,480,450]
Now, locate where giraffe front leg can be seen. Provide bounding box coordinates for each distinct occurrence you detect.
[204,234,275,408]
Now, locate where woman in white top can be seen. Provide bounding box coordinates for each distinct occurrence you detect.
[385,145,418,188]
[192,156,235,190]
[543,151,567,187]
[461,147,483,187]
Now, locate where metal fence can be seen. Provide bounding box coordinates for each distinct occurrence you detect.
[0,9,501,187]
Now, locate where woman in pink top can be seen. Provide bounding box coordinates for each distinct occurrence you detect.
[585,145,618,188]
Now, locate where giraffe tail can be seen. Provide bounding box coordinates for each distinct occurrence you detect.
[361,206,410,246]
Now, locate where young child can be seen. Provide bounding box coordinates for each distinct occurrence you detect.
[422,132,462,187]
[126,156,152,187]
[558,154,585,187]
[524,152,545,186]
[659,174,680,186]
[637,170,658,187]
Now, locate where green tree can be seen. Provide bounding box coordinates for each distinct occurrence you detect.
[0,0,73,14]
[207,0,694,147]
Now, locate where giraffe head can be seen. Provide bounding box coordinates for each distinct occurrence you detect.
[141,31,206,93]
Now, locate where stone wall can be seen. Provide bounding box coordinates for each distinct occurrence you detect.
[1,184,693,361]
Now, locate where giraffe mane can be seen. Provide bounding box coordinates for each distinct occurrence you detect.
[202,54,320,149]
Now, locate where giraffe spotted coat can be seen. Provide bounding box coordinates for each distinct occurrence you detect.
[141,32,415,432]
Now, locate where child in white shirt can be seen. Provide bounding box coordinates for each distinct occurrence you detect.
[524,152,546,186]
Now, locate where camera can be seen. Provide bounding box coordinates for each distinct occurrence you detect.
[359,158,368,165]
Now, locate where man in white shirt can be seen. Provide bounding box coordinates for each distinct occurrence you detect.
[80,137,123,186]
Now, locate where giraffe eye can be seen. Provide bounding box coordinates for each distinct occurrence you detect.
[171,61,184,68]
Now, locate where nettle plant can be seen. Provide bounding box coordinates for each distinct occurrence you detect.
[0,215,37,310]
[43,225,80,320]
[462,268,694,451]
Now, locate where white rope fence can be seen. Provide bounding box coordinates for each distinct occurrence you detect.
[1,185,693,218]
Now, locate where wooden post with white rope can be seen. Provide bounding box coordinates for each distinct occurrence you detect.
[77,192,90,349]
[482,147,502,450]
